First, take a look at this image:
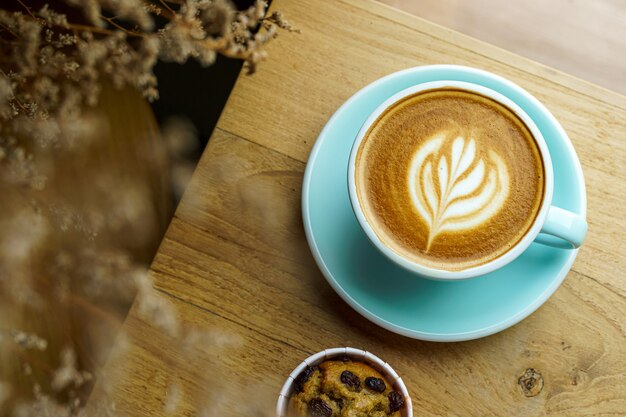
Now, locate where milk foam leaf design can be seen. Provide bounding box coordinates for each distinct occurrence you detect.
[408,134,510,251]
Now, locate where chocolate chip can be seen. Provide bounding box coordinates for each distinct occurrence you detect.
[340,370,361,391]
[308,398,332,417]
[388,391,404,412]
[294,366,316,393]
[365,376,386,393]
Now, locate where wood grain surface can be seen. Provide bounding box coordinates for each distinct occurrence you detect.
[86,0,626,415]
[379,0,626,96]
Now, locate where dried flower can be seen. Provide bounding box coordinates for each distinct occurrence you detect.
[65,0,104,27]
[12,385,75,417]
[11,331,48,351]
[164,382,182,414]
[0,73,14,119]
[51,348,93,391]
[101,0,154,31]
[161,116,199,198]
[38,4,69,29]
[23,363,33,376]
[0,0,295,177]
[200,0,234,36]
[135,271,180,337]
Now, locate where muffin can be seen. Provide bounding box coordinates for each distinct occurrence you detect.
[289,358,405,417]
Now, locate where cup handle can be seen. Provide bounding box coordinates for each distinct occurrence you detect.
[535,206,588,249]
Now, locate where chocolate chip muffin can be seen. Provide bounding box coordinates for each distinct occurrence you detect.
[289,359,405,417]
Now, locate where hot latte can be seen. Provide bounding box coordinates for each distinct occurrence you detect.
[354,88,545,271]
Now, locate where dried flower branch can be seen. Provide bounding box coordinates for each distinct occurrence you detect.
[0,0,296,415]
[263,10,300,33]
[1,0,294,189]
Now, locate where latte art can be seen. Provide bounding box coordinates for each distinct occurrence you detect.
[408,135,509,250]
[354,88,545,270]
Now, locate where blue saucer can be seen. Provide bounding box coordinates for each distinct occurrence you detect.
[302,65,587,342]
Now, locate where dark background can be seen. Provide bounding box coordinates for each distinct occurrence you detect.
[150,0,264,151]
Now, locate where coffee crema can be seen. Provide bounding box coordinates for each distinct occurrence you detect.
[355,88,545,271]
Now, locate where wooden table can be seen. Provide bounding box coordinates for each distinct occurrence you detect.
[87,0,626,415]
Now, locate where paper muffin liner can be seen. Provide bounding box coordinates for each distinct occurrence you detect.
[277,347,412,417]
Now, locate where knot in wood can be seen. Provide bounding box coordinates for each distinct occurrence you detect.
[518,368,543,397]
